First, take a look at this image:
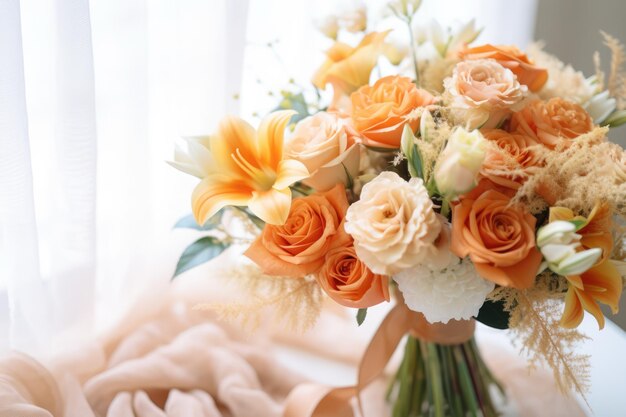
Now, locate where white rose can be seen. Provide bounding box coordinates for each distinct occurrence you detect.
[285,112,360,191]
[434,127,486,196]
[394,258,495,323]
[344,171,441,275]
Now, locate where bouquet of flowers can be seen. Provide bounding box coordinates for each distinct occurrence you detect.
[170,1,626,415]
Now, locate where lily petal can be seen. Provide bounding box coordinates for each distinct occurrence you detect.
[192,176,253,225]
[257,110,296,169]
[211,116,258,177]
[560,288,585,329]
[273,159,309,190]
[248,187,292,225]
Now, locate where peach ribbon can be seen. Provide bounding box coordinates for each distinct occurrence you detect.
[283,302,475,417]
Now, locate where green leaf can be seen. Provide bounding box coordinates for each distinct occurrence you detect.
[356,308,368,326]
[174,209,224,231]
[401,123,425,179]
[569,219,587,231]
[474,299,510,329]
[604,109,626,128]
[173,236,228,279]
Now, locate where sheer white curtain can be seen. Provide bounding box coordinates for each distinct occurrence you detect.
[0,0,250,354]
[0,0,536,355]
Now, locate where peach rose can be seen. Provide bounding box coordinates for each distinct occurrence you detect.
[285,112,360,191]
[459,44,548,92]
[316,244,390,308]
[245,184,350,277]
[450,180,542,288]
[479,129,541,190]
[351,75,436,148]
[344,171,442,275]
[444,59,527,129]
[510,98,594,148]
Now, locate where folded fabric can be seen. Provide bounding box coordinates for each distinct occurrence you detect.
[0,261,586,417]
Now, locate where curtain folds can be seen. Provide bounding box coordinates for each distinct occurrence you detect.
[0,0,49,351]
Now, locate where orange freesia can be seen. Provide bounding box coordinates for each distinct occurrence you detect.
[548,203,622,329]
[313,31,390,105]
[187,111,309,226]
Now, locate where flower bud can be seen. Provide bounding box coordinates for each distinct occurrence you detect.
[315,15,339,40]
[434,127,485,196]
[388,0,422,19]
[536,220,579,247]
[536,220,602,276]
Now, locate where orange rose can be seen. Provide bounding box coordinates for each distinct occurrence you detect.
[450,180,542,288]
[459,44,548,92]
[316,244,390,308]
[509,98,594,149]
[479,129,541,190]
[351,75,436,148]
[245,184,350,277]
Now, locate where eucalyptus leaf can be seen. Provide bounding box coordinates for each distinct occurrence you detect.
[174,209,224,231]
[173,236,228,279]
[356,308,368,326]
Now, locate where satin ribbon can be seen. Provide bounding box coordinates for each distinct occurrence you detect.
[283,301,475,417]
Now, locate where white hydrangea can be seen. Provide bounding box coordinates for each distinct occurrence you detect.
[393,258,494,324]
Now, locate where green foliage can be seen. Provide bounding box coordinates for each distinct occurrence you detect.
[475,299,510,330]
[356,308,368,326]
[172,236,228,279]
[173,209,224,231]
[401,123,425,179]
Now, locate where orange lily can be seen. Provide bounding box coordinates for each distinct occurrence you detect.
[312,31,390,104]
[561,260,622,329]
[549,203,613,263]
[549,203,622,329]
[171,111,309,226]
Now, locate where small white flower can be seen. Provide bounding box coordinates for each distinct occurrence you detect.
[394,258,495,324]
[168,136,214,178]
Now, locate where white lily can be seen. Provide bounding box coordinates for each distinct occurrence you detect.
[584,90,617,124]
[536,220,602,276]
[168,136,214,179]
[536,220,579,246]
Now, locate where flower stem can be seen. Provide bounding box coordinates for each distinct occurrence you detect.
[407,17,420,87]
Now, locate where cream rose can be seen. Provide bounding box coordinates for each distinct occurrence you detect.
[344,171,441,275]
[444,59,527,129]
[285,112,359,191]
